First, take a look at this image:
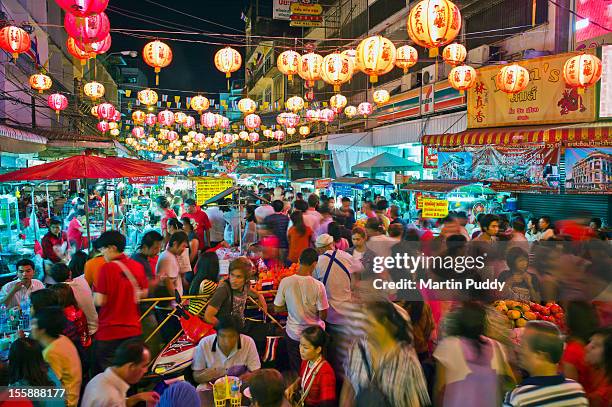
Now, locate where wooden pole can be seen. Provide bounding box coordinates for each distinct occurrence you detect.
[84,179,92,252]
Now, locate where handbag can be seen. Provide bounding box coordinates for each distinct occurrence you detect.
[355,342,393,407]
[291,359,324,407]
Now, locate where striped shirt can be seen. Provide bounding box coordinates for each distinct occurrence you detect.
[188,279,218,317]
[503,375,588,407]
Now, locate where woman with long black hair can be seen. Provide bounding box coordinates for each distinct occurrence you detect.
[188,252,220,317]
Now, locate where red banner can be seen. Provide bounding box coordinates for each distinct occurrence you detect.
[314,178,332,189]
[128,176,159,185]
[423,146,438,169]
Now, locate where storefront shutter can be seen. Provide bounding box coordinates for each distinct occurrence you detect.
[518,194,612,225]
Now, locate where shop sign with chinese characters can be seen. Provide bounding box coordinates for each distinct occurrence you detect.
[467,51,597,128]
[422,198,449,218]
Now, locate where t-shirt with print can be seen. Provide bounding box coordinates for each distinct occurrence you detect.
[156,250,183,296]
[208,280,255,328]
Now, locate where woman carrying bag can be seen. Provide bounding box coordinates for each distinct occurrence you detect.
[286,326,336,407]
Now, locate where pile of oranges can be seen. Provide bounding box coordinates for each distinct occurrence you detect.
[493,300,565,330]
[255,263,299,290]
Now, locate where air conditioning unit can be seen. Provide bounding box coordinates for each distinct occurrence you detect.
[468,44,490,65]
[421,63,451,85]
[401,73,418,91]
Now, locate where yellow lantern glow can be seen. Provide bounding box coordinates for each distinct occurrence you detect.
[214,46,242,78]
[277,50,301,81]
[108,121,118,130]
[174,111,187,124]
[138,88,158,106]
[298,52,323,87]
[238,98,257,114]
[496,64,530,94]
[448,65,476,94]
[299,126,310,136]
[91,105,99,118]
[110,128,120,136]
[344,105,357,118]
[287,127,296,136]
[190,95,210,113]
[442,43,467,67]
[373,89,390,105]
[563,54,602,94]
[395,45,418,74]
[239,131,249,140]
[29,73,52,94]
[330,94,348,111]
[286,96,305,113]
[356,36,396,83]
[132,110,146,124]
[263,129,273,138]
[321,53,354,92]
[407,0,462,57]
[84,81,105,99]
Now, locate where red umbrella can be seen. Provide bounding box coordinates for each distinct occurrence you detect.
[0,154,170,181]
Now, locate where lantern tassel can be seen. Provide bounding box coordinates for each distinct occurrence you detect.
[577,87,585,94]
[370,75,378,83]
[429,48,439,58]
[156,74,159,86]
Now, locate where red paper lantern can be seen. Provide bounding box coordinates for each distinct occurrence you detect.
[75,34,111,54]
[563,54,602,93]
[64,12,110,43]
[158,109,175,127]
[132,126,145,138]
[132,110,146,124]
[319,108,336,124]
[407,0,461,57]
[144,113,157,126]
[448,65,476,93]
[496,64,530,94]
[55,0,109,17]
[97,120,109,133]
[357,102,374,117]
[244,114,261,130]
[96,102,115,120]
[47,93,68,114]
[29,73,52,94]
[143,40,173,85]
[66,37,94,64]
[112,110,121,122]
[222,133,233,144]
[0,26,31,60]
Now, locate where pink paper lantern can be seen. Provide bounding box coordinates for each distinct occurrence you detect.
[158,109,175,127]
[244,114,261,130]
[96,102,115,120]
[249,132,260,143]
[220,116,230,129]
[97,120,109,133]
[145,113,157,126]
[201,112,217,129]
[284,113,300,128]
[112,109,121,122]
[55,0,109,17]
[305,109,320,122]
[273,130,284,141]
[131,126,145,138]
[319,108,336,124]
[357,102,374,117]
[47,93,68,114]
[194,133,205,143]
[167,130,179,141]
[64,12,110,43]
[222,133,233,144]
[184,116,196,129]
[75,33,111,54]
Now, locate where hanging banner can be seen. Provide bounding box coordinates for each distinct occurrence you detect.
[422,198,449,218]
[128,176,159,185]
[423,146,438,169]
[437,145,560,190]
[314,178,332,189]
[273,0,297,20]
[467,51,597,128]
[565,147,612,193]
[194,177,234,205]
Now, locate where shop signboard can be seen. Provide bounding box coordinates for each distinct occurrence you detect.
[421,84,435,115]
[314,178,332,189]
[422,198,449,218]
[437,145,560,190]
[273,0,297,20]
[332,183,353,198]
[128,176,159,185]
[600,45,611,119]
[290,19,323,27]
[290,3,322,14]
[194,177,234,205]
[423,146,438,169]
[565,147,612,193]
[467,51,597,128]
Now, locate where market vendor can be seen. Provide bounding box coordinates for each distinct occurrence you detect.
[0,259,44,308]
[41,218,71,275]
[67,209,87,251]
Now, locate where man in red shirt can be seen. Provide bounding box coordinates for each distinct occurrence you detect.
[92,230,148,375]
[41,218,71,264]
[182,198,211,247]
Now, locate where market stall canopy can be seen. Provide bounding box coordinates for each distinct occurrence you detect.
[0,154,171,182]
[161,158,197,169]
[203,185,268,205]
[333,177,394,187]
[235,165,282,176]
[352,152,421,173]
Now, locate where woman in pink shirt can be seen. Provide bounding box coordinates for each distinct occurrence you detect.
[67,209,86,251]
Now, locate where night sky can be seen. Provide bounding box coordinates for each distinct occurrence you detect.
[107,0,246,94]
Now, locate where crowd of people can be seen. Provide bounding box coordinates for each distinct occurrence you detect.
[0,183,610,407]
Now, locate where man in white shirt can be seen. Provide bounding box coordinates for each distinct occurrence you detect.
[156,231,189,297]
[81,339,159,407]
[254,193,274,224]
[274,248,328,373]
[50,263,98,335]
[365,217,397,258]
[192,317,261,387]
[205,203,227,246]
[0,259,44,308]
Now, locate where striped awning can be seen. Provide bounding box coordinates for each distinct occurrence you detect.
[421,124,611,146]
